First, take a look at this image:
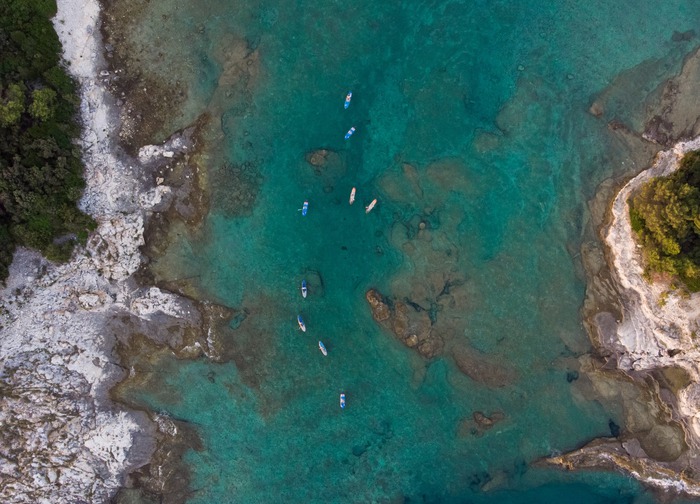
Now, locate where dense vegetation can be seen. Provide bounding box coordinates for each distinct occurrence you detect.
[629,150,700,291]
[0,0,94,281]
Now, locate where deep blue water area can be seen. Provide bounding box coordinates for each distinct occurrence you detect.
[120,0,700,502]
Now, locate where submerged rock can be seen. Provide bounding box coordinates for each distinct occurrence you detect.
[672,29,695,42]
[365,288,443,358]
[377,158,479,364]
[608,419,621,437]
[401,162,424,198]
[306,148,332,167]
[365,288,391,322]
[458,410,506,438]
[450,344,517,388]
[640,424,686,462]
[473,410,505,429]
[211,160,263,217]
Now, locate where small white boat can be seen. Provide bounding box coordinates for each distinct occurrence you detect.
[365,198,377,213]
[297,315,306,332]
[349,187,356,205]
[344,126,356,140]
[340,393,346,409]
[318,341,327,356]
[301,280,307,298]
[344,91,352,109]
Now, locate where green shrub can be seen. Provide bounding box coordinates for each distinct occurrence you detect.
[29,87,57,121]
[0,83,25,127]
[629,206,644,233]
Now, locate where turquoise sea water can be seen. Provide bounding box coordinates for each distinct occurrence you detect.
[119,1,700,502]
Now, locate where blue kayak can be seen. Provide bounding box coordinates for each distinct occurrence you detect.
[340,393,346,409]
[318,341,327,356]
[344,127,356,140]
[301,279,307,298]
[301,201,308,216]
[344,91,352,109]
[297,315,306,332]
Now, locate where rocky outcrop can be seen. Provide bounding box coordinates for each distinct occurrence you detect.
[0,146,210,503]
[366,288,391,322]
[542,438,699,495]
[365,288,442,358]
[600,137,700,379]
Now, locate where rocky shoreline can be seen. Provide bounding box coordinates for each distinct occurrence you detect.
[0,0,213,502]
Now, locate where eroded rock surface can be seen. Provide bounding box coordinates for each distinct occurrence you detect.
[0,349,155,503]
[560,138,700,495]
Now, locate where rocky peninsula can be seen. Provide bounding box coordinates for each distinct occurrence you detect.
[544,47,700,497]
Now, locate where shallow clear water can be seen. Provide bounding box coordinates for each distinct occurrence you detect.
[119,0,700,502]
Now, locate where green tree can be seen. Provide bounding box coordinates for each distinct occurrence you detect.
[29,87,56,121]
[0,83,25,127]
[629,150,700,291]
